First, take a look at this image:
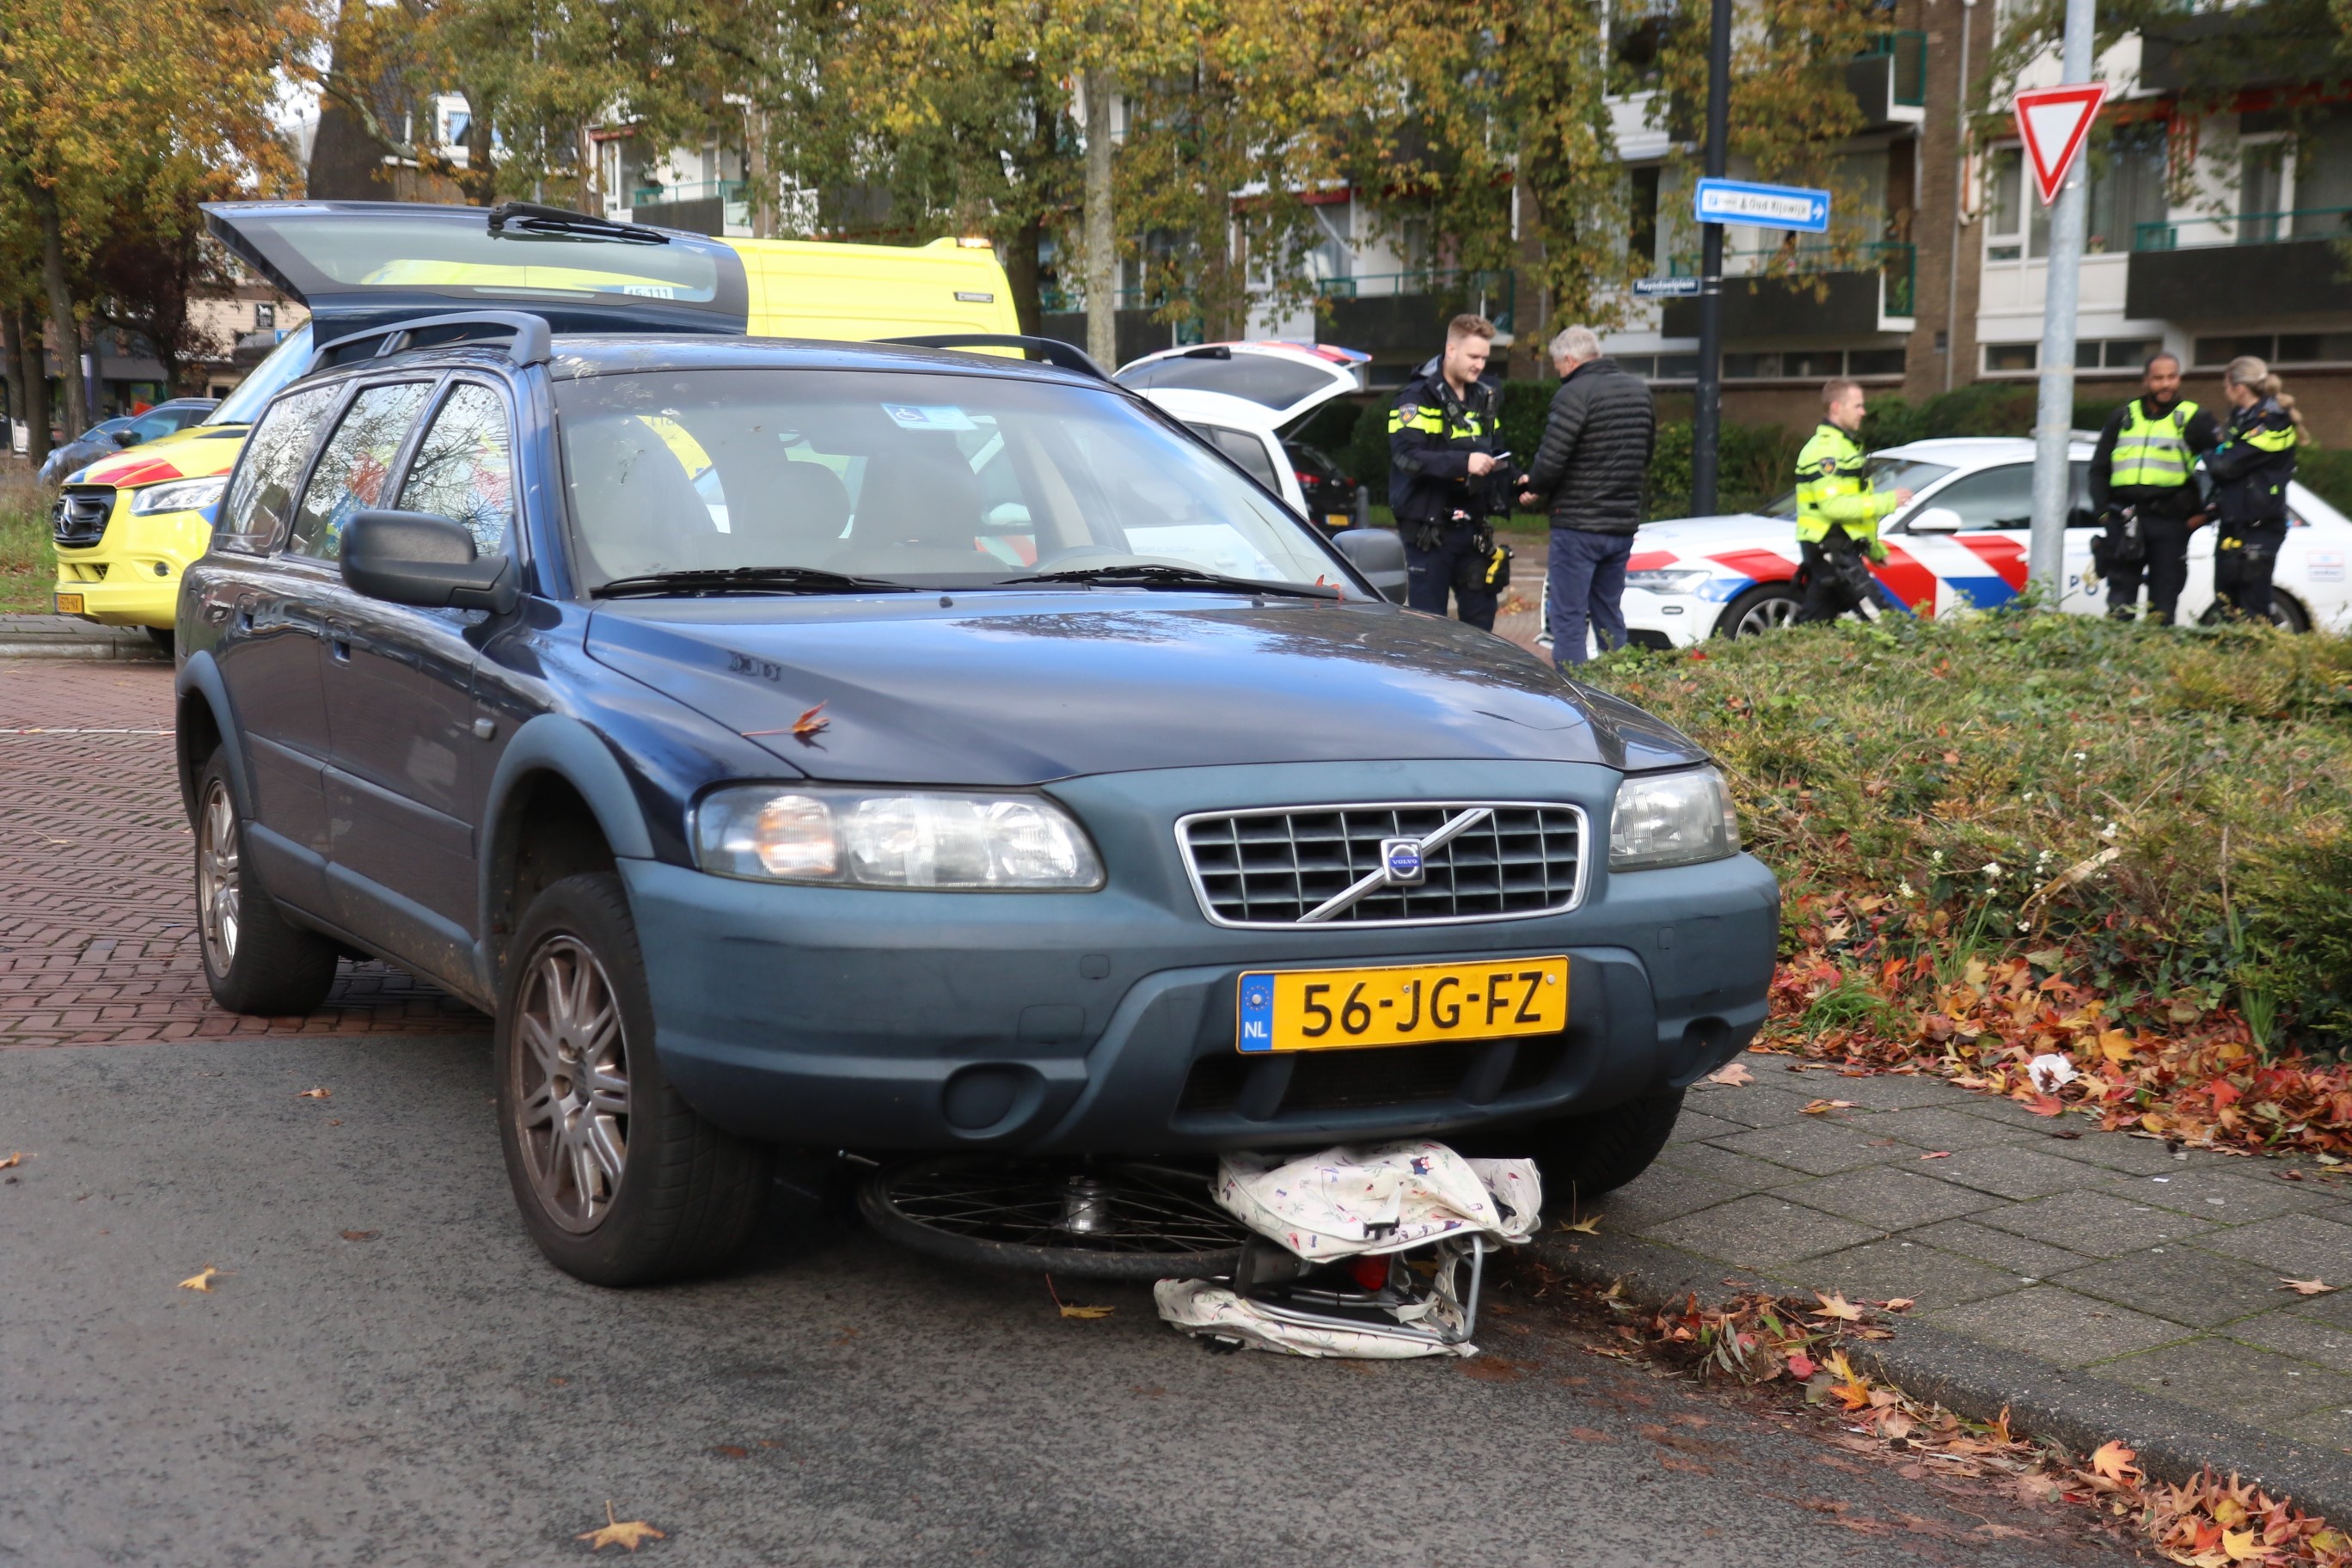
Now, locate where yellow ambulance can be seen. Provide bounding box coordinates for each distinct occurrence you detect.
[52,201,1021,637]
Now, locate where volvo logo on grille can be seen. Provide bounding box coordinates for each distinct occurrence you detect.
[1381,837,1426,885]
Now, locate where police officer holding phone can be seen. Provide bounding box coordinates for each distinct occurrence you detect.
[2087,351,2220,623]
[1390,313,1517,629]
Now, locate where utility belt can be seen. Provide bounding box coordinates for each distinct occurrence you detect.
[1406,511,1514,594]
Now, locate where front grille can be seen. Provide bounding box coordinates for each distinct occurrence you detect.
[52,487,115,549]
[1178,802,1584,928]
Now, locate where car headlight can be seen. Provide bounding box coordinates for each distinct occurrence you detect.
[694,785,1106,890]
[131,476,228,515]
[1624,568,1714,596]
[1609,766,1740,870]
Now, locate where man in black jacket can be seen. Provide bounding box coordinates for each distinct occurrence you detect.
[1388,314,1515,628]
[1521,326,1657,666]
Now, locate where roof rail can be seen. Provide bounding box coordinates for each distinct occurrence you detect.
[308,310,554,374]
[879,334,1111,381]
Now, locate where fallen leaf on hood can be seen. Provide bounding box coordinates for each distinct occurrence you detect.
[178,1265,226,1292]
[1919,1150,1953,1160]
[1559,1215,1602,1235]
[577,1501,665,1553]
[791,701,829,738]
[296,1087,330,1099]
[2280,1277,2340,1296]
[1801,1099,1859,1115]
[1705,1063,1755,1087]
[1810,1291,1865,1321]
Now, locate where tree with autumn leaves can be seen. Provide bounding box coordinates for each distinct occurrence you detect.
[0,0,312,458]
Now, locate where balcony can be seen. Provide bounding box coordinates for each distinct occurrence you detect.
[1658,242,1916,336]
[1847,31,1927,127]
[626,179,750,236]
[2125,208,2352,321]
[1320,269,1516,357]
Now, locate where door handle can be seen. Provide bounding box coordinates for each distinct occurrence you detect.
[236,593,257,631]
[326,620,352,663]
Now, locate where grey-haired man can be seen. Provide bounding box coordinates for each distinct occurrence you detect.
[1521,326,1656,665]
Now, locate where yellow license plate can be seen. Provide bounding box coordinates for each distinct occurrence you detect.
[1326,514,1350,530]
[1237,957,1568,1053]
[53,592,83,615]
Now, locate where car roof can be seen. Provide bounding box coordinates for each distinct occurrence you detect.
[1879,436,2095,462]
[301,331,1112,393]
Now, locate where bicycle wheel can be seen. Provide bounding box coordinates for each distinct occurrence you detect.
[858,1156,1249,1280]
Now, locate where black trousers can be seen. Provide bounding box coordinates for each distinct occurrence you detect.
[2104,515,2193,623]
[1403,520,1498,629]
[2214,519,2288,622]
[1793,540,1888,623]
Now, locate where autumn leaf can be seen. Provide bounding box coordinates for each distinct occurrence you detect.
[1824,1351,1872,1412]
[2089,1441,2141,1483]
[1044,1273,1112,1320]
[1810,1291,1865,1321]
[2027,1094,2066,1118]
[1881,1297,1916,1312]
[791,702,829,738]
[2279,1277,2340,1296]
[0,1152,24,1170]
[1705,1063,1755,1087]
[1917,1151,1953,1161]
[1800,1099,1859,1115]
[340,1229,379,1241]
[296,1087,330,1099]
[577,1501,665,1553]
[1559,1215,1602,1235]
[178,1265,226,1292]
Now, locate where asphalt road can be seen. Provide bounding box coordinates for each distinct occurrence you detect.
[0,1035,2141,1567]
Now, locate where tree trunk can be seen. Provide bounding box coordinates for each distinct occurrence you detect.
[746,107,776,237]
[35,187,89,435]
[2,305,23,460]
[1081,68,1117,369]
[576,123,602,215]
[1007,214,1044,336]
[11,306,52,464]
[309,0,395,199]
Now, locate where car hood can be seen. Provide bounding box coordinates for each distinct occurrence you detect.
[71,428,245,488]
[1637,514,1781,546]
[586,595,1706,786]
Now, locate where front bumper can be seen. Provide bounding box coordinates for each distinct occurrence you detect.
[628,759,1779,1155]
[1621,586,1712,649]
[53,505,211,629]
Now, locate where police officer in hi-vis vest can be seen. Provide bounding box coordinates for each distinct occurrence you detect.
[1389,314,1517,629]
[1792,378,1914,623]
[2086,351,2220,622]
[2196,354,2307,623]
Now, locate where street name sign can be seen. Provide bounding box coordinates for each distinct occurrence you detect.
[1691,177,1832,234]
[1632,276,1702,299]
[2015,83,2109,205]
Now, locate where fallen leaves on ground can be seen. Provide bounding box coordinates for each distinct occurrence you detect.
[1801,1099,1860,1115]
[1919,1150,1953,1160]
[178,1265,225,1292]
[340,1229,379,1242]
[296,1087,330,1099]
[1598,1275,2352,1566]
[2281,1277,2340,1296]
[1044,1275,1113,1320]
[0,1152,25,1169]
[1559,1215,1602,1235]
[577,1501,665,1553]
[1705,1062,1755,1087]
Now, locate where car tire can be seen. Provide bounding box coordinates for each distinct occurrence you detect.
[1717,582,1803,637]
[1515,1088,1687,1207]
[494,872,769,1286]
[193,753,341,1015]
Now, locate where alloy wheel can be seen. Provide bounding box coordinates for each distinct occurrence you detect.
[196,776,242,972]
[511,935,632,1234]
[1733,596,1800,635]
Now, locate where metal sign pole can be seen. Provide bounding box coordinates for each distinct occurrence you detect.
[1691,0,1731,517]
[2028,0,2097,602]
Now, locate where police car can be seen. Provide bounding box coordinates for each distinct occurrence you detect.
[1614,436,2352,646]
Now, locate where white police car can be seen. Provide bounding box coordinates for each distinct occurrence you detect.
[1614,437,2352,646]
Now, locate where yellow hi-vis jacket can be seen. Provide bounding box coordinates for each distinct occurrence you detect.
[1793,422,1899,549]
[2110,397,2202,489]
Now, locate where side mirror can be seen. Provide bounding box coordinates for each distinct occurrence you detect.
[341,509,518,614]
[1907,505,1963,533]
[113,429,142,447]
[1331,526,1409,603]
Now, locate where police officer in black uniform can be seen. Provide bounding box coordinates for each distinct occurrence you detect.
[1389,314,1516,628]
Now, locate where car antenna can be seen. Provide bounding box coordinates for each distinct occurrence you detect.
[486,202,669,246]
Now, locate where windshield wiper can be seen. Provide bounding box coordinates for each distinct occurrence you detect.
[591,567,917,598]
[998,563,1343,599]
[487,202,669,245]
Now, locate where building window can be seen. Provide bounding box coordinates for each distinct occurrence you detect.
[1627,165,1661,272]
[1984,342,2037,372]
[2196,331,2352,366]
[1984,124,2168,259]
[1714,347,1907,381]
[1847,347,1907,376]
[2093,338,2158,370]
[254,303,274,330]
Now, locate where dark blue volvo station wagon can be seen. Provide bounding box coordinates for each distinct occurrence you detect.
[176,288,1776,1284]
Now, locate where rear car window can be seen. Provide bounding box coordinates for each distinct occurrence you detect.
[216,386,340,553]
[554,368,1341,590]
[1116,353,1337,410]
[286,383,432,561]
[398,383,516,554]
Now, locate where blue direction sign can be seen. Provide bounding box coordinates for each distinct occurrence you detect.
[1693,176,1831,234]
[1632,276,1702,299]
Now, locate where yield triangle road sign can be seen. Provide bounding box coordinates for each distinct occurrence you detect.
[2015,83,2109,205]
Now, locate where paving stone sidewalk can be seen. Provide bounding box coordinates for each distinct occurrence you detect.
[1591,1063,2352,1455]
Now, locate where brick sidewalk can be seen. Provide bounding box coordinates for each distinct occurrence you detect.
[1597,1065,2352,1455]
[0,660,487,1047]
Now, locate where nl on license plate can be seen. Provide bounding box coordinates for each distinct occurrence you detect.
[1236,957,1568,1053]
[53,592,83,615]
